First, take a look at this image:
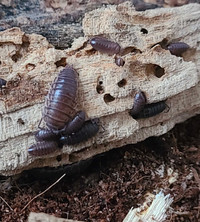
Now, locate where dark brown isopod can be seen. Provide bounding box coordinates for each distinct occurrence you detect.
[129,91,146,116]
[0,78,7,89]
[35,129,60,142]
[167,42,189,56]
[43,65,78,131]
[59,118,99,145]
[115,56,125,67]
[89,37,121,55]
[63,110,86,135]
[131,101,168,119]
[28,141,60,156]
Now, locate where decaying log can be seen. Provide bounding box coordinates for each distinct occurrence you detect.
[0,2,199,176]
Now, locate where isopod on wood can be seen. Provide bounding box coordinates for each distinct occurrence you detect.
[0,78,7,89]
[115,56,125,67]
[131,101,168,119]
[59,118,99,145]
[43,65,78,131]
[167,42,189,56]
[129,91,147,116]
[35,129,60,142]
[63,110,86,135]
[89,36,121,55]
[28,141,60,156]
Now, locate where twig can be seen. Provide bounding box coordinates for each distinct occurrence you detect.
[0,195,13,211]
[21,173,66,212]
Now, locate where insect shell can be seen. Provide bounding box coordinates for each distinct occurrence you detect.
[35,129,60,142]
[28,141,61,156]
[167,42,189,56]
[131,101,168,119]
[129,91,147,116]
[0,78,7,89]
[63,110,86,135]
[89,36,121,55]
[59,118,99,145]
[43,65,78,131]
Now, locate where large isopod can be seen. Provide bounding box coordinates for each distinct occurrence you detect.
[28,141,60,156]
[131,101,168,119]
[43,65,78,131]
[89,37,121,55]
[59,119,99,145]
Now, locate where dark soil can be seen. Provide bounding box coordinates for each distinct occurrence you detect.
[0,114,200,222]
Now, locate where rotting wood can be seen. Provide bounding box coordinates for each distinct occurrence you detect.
[0,2,200,176]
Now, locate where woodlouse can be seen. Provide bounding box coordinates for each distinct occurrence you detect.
[89,37,121,55]
[131,101,168,119]
[35,129,60,142]
[129,91,147,116]
[63,110,86,135]
[115,56,125,67]
[43,65,78,131]
[28,141,60,156]
[0,78,7,89]
[59,118,99,145]
[167,42,189,56]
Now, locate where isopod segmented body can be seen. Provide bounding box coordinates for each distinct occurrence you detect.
[63,110,86,135]
[35,129,60,142]
[131,101,168,119]
[90,37,121,55]
[129,91,146,116]
[43,65,78,131]
[59,118,99,145]
[167,42,189,56]
[0,78,7,89]
[28,141,60,156]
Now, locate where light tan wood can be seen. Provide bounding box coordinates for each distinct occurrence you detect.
[0,2,199,176]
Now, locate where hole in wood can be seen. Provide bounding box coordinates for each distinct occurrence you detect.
[146,64,165,78]
[56,155,62,162]
[141,28,148,34]
[17,118,25,125]
[117,79,127,87]
[104,94,115,103]
[55,58,66,67]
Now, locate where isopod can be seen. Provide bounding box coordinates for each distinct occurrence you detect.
[0,78,7,89]
[167,42,189,56]
[28,141,60,156]
[35,129,60,142]
[89,36,121,55]
[131,101,168,119]
[63,110,86,135]
[43,65,78,131]
[129,91,146,116]
[59,118,99,145]
[115,56,125,67]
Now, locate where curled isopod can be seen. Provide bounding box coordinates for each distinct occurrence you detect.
[89,36,121,55]
[129,91,146,117]
[28,141,60,156]
[115,56,125,67]
[167,42,189,56]
[43,65,78,131]
[0,78,7,89]
[35,129,60,142]
[59,118,99,145]
[131,101,168,119]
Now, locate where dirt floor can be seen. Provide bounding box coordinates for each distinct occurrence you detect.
[0,114,199,222]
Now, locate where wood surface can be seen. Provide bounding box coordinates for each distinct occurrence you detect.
[0,2,199,175]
